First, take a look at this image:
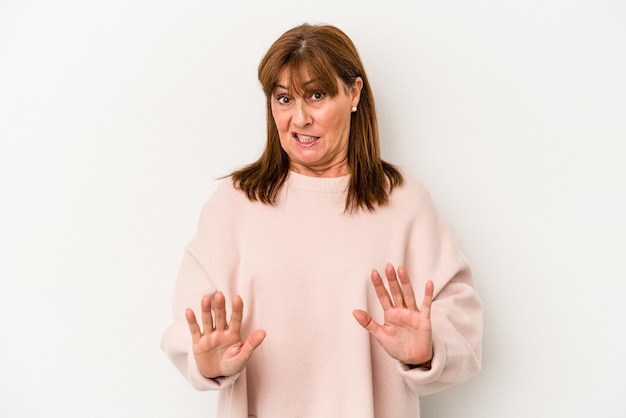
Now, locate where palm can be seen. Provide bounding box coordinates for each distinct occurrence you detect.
[186,292,266,378]
[353,264,434,366]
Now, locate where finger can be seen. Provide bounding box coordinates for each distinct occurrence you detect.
[237,330,267,364]
[421,280,435,318]
[229,295,244,334]
[352,309,382,334]
[201,295,214,334]
[371,269,393,310]
[246,329,267,350]
[213,291,228,331]
[185,308,202,343]
[384,263,405,308]
[397,266,418,311]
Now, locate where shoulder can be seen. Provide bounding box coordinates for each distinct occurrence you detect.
[198,176,249,218]
[392,169,432,205]
[206,176,246,203]
[376,168,440,222]
[192,177,249,247]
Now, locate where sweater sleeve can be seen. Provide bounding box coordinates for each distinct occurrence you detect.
[398,185,483,396]
[160,200,239,391]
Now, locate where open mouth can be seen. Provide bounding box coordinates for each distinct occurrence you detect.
[293,133,320,145]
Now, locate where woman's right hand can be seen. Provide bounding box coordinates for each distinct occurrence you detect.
[185,291,266,379]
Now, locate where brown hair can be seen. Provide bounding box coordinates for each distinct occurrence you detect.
[230,23,403,212]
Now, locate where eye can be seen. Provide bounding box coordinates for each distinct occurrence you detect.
[310,91,325,101]
[274,94,291,105]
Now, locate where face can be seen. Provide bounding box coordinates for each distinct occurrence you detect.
[271,68,363,177]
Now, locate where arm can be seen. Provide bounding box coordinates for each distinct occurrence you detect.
[353,262,481,396]
[399,188,482,395]
[160,246,226,390]
[354,183,482,395]
[399,266,482,396]
[161,244,266,390]
[160,195,265,390]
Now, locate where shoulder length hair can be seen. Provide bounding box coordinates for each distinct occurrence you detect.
[230,23,403,212]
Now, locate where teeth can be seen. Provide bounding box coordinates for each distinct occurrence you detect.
[296,134,317,143]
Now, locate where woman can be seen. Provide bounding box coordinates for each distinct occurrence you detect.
[161,23,482,417]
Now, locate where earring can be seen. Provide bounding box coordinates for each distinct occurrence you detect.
[351,106,357,112]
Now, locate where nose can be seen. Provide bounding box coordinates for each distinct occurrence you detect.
[292,100,312,127]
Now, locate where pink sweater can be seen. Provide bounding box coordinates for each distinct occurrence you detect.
[161,170,482,417]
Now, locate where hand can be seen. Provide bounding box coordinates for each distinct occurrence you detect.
[353,263,434,366]
[185,291,266,379]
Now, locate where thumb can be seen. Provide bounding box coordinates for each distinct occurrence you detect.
[243,329,266,353]
[352,310,379,333]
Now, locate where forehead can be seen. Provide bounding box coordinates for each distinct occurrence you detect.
[273,64,340,96]
[275,67,309,86]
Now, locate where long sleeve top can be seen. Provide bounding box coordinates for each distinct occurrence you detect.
[161,170,482,417]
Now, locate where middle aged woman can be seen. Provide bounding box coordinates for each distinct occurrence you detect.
[161,23,482,418]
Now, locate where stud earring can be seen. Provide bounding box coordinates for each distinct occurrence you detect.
[351,106,357,112]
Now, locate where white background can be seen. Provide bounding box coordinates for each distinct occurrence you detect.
[1,0,625,417]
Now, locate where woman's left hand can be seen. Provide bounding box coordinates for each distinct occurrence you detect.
[353,263,434,367]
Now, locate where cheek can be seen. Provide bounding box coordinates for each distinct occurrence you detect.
[324,110,350,134]
[271,109,288,131]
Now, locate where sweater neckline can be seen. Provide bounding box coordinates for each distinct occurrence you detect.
[286,171,350,193]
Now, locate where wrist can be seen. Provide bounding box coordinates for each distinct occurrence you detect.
[406,360,431,370]
[406,348,434,370]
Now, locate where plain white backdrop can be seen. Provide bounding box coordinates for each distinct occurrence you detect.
[1,0,625,417]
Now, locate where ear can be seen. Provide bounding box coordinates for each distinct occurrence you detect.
[350,77,364,108]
